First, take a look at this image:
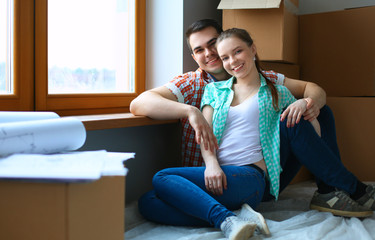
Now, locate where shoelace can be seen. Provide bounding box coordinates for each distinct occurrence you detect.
[336,191,359,206]
[367,186,375,198]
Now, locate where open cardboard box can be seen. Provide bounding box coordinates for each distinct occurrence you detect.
[219,0,299,64]
[0,176,125,240]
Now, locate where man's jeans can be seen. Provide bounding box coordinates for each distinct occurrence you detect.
[263,105,358,201]
[138,165,266,228]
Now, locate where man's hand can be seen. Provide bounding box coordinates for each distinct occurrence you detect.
[204,162,227,195]
[188,107,218,152]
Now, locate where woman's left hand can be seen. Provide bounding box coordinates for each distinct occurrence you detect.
[280,99,309,127]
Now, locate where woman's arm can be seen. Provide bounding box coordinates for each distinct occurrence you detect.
[201,105,227,195]
[282,77,326,122]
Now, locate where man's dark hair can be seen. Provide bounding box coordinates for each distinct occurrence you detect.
[185,19,223,53]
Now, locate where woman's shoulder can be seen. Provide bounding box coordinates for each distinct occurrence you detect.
[206,78,232,91]
[275,84,292,94]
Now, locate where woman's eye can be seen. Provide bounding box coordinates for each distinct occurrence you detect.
[235,50,242,54]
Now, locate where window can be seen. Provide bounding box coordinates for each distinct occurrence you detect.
[0,0,145,115]
[0,0,13,95]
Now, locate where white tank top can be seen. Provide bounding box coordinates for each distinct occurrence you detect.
[216,93,263,166]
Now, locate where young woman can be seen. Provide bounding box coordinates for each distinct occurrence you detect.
[200,28,321,203]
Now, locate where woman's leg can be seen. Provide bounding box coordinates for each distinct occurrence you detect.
[138,189,210,227]
[138,166,265,228]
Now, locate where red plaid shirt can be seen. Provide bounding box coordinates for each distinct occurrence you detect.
[165,68,284,167]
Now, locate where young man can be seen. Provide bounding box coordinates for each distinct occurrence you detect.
[130,19,375,217]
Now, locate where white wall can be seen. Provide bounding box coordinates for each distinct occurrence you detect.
[145,0,184,89]
[145,0,222,89]
[299,0,375,15]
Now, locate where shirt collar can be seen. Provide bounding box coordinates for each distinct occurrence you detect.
[197,68,214,82]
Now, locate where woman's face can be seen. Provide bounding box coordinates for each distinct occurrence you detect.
[216,36,257,80]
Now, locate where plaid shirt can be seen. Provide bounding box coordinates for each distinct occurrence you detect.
[165,68,284,167]
[201,74,296,199]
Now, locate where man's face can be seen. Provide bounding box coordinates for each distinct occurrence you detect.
[188,27,224,75]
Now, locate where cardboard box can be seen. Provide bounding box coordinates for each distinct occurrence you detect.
[0,176,125,240]
[327,97,375,181]
[260,61,300,79]
[299,6,375,96]
[219,0,299,64]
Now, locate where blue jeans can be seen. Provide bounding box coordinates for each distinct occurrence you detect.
[138,165,266,228]
[263,105,358,201]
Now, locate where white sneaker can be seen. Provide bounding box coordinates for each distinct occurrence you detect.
[237,204,270,235]
[220,216,256,240]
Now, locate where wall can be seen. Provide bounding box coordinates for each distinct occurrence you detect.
[79,122,182,204]
[146,0,222,89]
[145,0,184,89]
[182,0,222,73]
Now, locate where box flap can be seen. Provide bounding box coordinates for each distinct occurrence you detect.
[218,0,282,9]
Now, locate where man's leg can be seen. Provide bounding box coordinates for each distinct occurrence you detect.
[266,106,373,216]
[280,106,358,194]
[262,106,341,202]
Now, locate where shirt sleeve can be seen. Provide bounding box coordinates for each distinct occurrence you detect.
[261,70,285,85]
[164,73,196,104]
[277,85,297,109]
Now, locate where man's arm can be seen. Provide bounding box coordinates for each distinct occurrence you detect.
[284,77,326,109]
[130,86,192,120]
[130,86,218,151]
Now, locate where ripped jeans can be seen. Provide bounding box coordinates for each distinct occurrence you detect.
[138,165,266,228]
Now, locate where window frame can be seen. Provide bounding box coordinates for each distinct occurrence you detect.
[0,0,34,111]
[0,0,145,115]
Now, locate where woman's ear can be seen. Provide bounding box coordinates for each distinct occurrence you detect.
[251,44,257,57]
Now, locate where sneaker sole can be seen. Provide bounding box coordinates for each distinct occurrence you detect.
[242,204,271,235]
[230,223,256,240]
[310,204,373,218]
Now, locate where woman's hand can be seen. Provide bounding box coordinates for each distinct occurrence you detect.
[280,98,310,127]
[204,162,227,196]
[302,97,320,122]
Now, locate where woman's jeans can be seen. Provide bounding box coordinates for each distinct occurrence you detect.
[138,165,266,228]
[263,105,358,201]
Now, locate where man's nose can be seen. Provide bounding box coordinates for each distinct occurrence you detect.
[205,48,214,56]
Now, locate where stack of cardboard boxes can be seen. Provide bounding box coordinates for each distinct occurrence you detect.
[299,6,375,181]
[219,0,375,182]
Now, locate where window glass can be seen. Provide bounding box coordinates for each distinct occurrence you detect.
[0,0,13,94]
[48,0,135,94]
